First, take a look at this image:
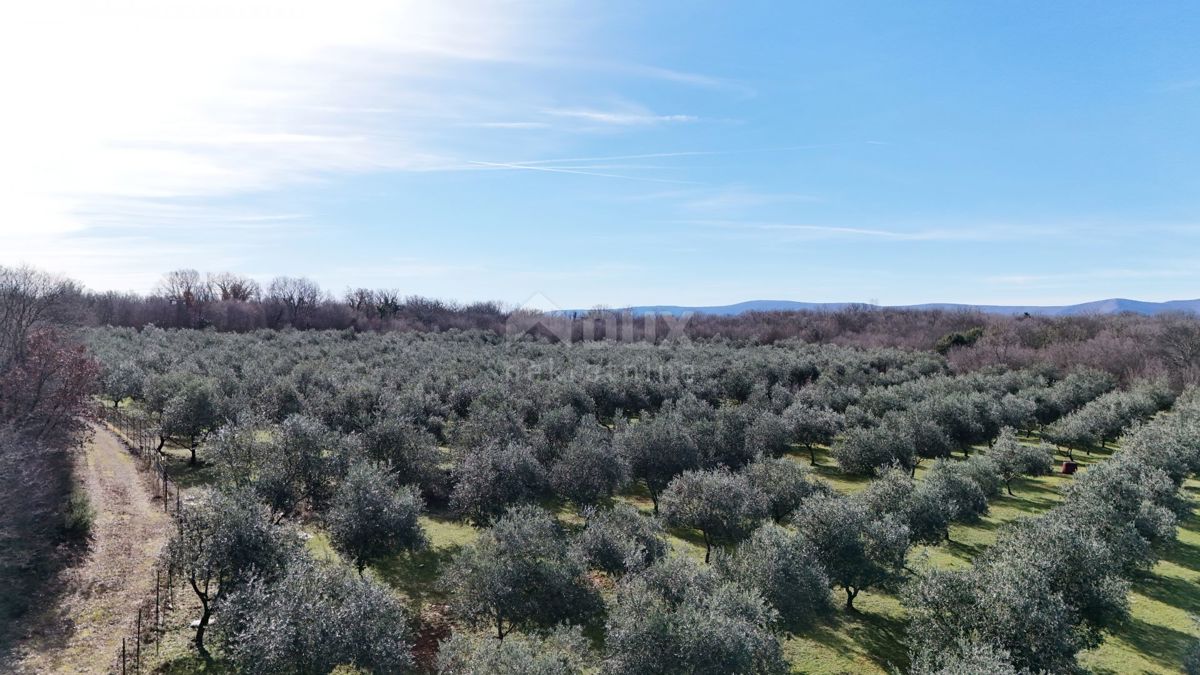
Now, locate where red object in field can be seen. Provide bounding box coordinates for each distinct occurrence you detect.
[1061,461,1078,475]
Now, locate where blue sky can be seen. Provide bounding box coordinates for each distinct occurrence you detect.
[2,1,1199,308]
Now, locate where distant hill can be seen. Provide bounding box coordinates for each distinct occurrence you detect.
[567,298,1200,317]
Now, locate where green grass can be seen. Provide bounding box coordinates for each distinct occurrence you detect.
[1079,481,1200,675]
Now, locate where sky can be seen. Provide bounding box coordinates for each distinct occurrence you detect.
[2,1,1199,309]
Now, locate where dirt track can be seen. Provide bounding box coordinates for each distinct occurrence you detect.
[10,425,169,674]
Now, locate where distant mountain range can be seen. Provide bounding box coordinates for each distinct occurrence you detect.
[577,298,1200,317]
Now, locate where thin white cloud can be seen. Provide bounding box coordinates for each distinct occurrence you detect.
[0,0,568,241]
[462,122,553,129]
[542,108,698,126]
[690,220,1005,241]
[466,160,698,184]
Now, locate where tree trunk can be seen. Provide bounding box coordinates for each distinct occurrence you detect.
[845,587,858,611]
[1006,481,1014,497]
[156,435,166,454]
[808,444,817,465]
[189,441,197,466]
[189,579,212,661]
[703,532,712,564]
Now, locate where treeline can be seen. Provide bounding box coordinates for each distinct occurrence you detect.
[1,263,1194,386]
[0,266,100,652]
[85,269,507,333]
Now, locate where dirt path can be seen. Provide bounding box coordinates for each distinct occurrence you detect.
[10,425,170,674]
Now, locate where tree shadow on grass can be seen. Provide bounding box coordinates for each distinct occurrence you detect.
[1133,569,1200,615]
[1110,616,1196,671]
[373,543,464,605]
[942,537,986,561]
[801,604,909,673]
[159,449,219,490]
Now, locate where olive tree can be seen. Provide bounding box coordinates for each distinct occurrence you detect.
[790,495,910,610]
[160,375,223,465]
[166,488,299,659]
[989,428,1054,495]
[442,505,600,639]
[361,415,443,497]
[438,626,590,675]
[743,411,792,459]
[100,360,143,409]
[782,403,843,464]
[856,467,951,546]
[905,561,1080,674]
[715,523,832,627]
[551,423,629,506]
[572,503,668,576]
[616,411,703,513]
[324,461,426,573]
[923,460,990,526]
[832,423,915,476]
[218,557,415,674]
[660,468,767,563]
[603,557,787,675]
[450,442,547,524]
[743,456,831,522]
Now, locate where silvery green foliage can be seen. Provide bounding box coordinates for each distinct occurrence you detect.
[551,421,629,506]
[907,388,1200,674]
[167,487,300,658]
[1032,367,1117,426]
[219,558,416,675]
[160,374,224,463]
[603,557,787,675]
[267,413,356,512]
[743,411,792,460]
[700,404,757,469]
[615,407,703,512]
[324,460,426,572]
[906,556,1082,673]
[100,359,144,406]
[743,456,832,523]
[1044,380,1174,451]
[437,626,590,675]
[856,467,951,546]
[983,505,1132,646]
[790,494,909,610]
[781,402,844,463]
[572,503,668,576]
[714,523,832,627]
[957,454,1003,499]
[923,460,990,524]
[660,468,767,563]
[450,442,547,524]
[442,505,600,639]
[908,639,1020,675]
[361,414,442,492]
[988,427,1054,495]
[832,422,917,476]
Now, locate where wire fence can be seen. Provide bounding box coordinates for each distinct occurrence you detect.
[97,404,183,674]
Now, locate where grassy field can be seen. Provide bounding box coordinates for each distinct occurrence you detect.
[142,434,1199,674]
